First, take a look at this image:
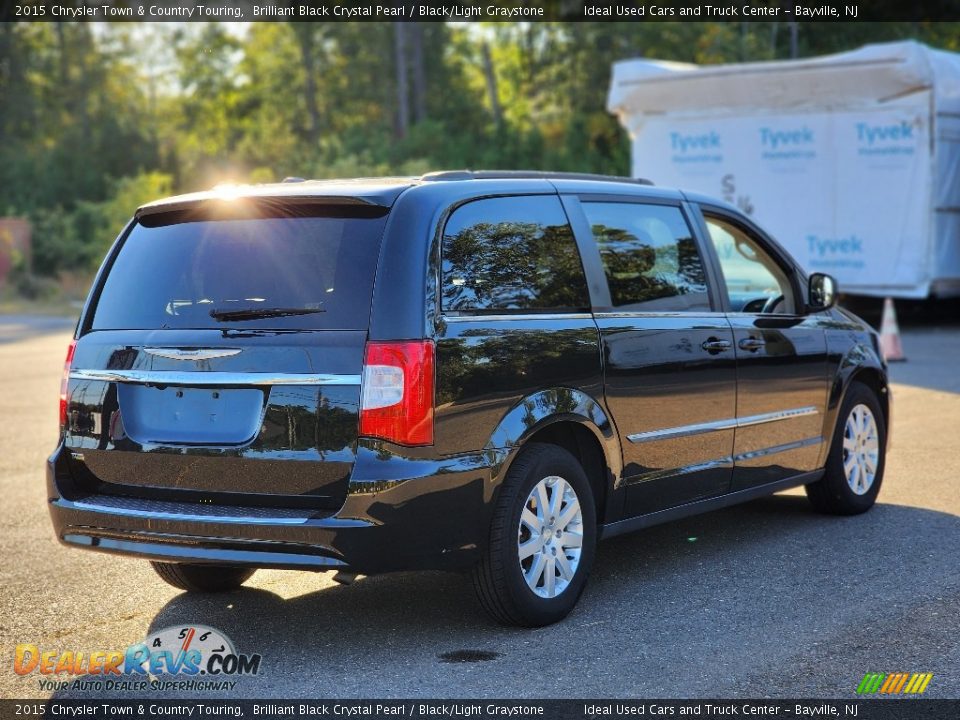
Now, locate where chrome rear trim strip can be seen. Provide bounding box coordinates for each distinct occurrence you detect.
[70,369,361,386]
[59,497,314,525]
[627,406,819,444]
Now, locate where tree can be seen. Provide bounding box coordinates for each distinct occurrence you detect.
[394,22,409,139]
[410,22,427,124]
[291,23,323,146]
[4,18,959,283]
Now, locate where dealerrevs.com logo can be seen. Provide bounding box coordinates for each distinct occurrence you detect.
[13,625,261,693]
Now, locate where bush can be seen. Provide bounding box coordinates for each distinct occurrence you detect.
[29,172,173,278]
[30,206,91,277]
[12,272,61,301]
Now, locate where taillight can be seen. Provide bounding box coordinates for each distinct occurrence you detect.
[359,340,435,446]
[59,339,77,433]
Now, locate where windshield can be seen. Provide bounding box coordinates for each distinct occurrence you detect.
[90,206,388,331]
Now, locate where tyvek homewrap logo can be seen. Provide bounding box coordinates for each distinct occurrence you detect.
[855,119,918,157]
[670,130,723,164]
[806,234,865,271]
[760,126,816,160]
[857,673,933,695]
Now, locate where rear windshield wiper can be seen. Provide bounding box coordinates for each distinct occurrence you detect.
[209,307,326,321]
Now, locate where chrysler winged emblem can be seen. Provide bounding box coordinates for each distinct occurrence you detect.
[143,348,242,361]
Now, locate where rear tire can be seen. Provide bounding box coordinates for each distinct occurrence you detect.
[472,443,597,627]
[805,381,886,515]
[150,562,255,592]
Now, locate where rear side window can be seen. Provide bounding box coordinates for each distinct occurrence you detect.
[581,202,710,312]
[441,195,589,313]
[91,205,388,331]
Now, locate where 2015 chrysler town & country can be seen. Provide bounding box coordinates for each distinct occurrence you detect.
[48,171,889,626]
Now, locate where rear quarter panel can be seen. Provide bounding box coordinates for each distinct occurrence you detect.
[433,317,605,457]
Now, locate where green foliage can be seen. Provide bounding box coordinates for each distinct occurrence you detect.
[29,206,90,276]
[90,173,174,255]
[30,173,173,276]
[1,19,958,281]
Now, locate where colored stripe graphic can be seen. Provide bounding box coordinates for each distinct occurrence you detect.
[857,672,933,694]
[892,673,909,694]
[892,673,907,693]
[857,673,885,694]
[879,674,897,693]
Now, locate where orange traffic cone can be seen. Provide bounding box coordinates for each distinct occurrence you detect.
[879,297,906,362]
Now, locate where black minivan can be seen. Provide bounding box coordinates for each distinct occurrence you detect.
[49,171,890,626]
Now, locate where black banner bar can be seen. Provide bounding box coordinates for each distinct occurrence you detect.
[2,700,960,720]
[2,0,960,23]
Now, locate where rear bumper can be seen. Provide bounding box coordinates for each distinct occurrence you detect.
[47,443,506,574]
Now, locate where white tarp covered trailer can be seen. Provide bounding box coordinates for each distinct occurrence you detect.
[608,41,960,299]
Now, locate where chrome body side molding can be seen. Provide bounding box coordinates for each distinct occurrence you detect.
[624,436,822,486]
[733,435,822,462]
[627,406,819,444]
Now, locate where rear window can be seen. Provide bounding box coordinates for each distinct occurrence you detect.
[90,205,388,331]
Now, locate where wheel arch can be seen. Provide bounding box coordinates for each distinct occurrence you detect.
[833,343,890,424]
[821,342,891,465]
[485,388,622,524]
[846,366,890,423]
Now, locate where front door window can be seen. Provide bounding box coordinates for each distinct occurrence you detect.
[705,217,795,315]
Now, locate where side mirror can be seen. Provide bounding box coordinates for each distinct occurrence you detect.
[808,273,837,312]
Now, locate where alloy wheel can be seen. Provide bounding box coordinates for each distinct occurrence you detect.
[842,403,880,495]
[517,475,584,598]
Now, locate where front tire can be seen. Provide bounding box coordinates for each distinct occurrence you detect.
[472,443,597,627]
[151,562,255,593]
[805,381,886,515]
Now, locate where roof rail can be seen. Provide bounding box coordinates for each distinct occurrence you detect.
[420,170,654,186]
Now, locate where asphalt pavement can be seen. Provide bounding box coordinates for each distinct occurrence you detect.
[0,318,957,700]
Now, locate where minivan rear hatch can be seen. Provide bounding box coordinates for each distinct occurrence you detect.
[63,197,389,510]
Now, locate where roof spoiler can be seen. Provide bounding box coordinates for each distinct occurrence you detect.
[136,193,384,220]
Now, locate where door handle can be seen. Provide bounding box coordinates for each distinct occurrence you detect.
[701,338,732,354]
[738,337,766,351]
